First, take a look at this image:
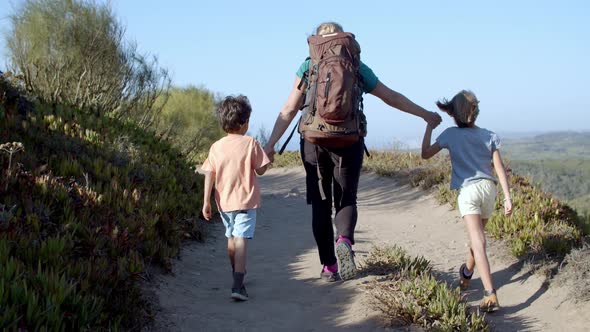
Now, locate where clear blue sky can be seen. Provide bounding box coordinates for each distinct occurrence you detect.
[1,0,589,148]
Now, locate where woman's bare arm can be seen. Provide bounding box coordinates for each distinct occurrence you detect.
[370,81,442,128]
[264,77,305,160]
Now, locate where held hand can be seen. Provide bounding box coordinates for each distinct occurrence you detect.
[202,202,212,221]
[425,111,442,129]
[504,198,513,217]
[264,145,276,163]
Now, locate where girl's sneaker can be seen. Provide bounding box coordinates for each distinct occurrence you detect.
[336,238,356,281]
[459,263,472,290]
[231,285,249,301]
[479,290,500,312]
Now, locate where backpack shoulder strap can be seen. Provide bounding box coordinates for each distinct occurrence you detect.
[297,57,311,91]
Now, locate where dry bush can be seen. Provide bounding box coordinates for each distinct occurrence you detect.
[554,244,590,302]
[5,0,170,125]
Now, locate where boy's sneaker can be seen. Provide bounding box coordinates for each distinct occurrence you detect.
[231,285,249,301]
[320,269,341,282]
[479,290,500,313]
[336,239,356,281]
[459,263,472,290]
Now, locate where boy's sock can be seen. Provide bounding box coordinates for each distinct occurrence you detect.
[232,272,245,290]
[337,235,352,246]
[323,263,338,273]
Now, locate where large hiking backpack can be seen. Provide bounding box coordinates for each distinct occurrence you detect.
[298,32,367,148]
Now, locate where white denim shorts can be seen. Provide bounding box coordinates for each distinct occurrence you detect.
[457,179,497,219]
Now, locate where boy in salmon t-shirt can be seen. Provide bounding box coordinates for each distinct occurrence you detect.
[201,95,271,301]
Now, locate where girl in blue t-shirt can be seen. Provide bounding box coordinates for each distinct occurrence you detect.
[421,90,512,313]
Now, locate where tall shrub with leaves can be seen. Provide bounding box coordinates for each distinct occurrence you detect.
[5,0,170,126]
[155,86,223,161]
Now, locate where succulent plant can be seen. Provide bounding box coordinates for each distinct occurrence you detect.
[1,77,204,330]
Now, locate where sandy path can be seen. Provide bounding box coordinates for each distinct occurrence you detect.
[148,168,590,331]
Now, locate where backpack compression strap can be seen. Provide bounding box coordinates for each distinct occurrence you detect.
[278,118,299,155]
[279,68,309,155]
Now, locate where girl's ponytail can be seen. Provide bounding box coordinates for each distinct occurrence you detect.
[437,90,479,128]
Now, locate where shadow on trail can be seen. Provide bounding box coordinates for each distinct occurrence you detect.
[150,168,543,331]
[149,168,385,331]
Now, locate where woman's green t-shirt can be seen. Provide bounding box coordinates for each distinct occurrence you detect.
[295,58,379,93]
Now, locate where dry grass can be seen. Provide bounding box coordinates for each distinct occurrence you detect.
[271,150,301,168]
[363,151,450,190]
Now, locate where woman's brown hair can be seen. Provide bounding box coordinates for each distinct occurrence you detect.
[315,22,343,36]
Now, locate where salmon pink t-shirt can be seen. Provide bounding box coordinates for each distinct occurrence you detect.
[201,134,271,212]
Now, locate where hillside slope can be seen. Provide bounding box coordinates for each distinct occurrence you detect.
[1,76,202,330]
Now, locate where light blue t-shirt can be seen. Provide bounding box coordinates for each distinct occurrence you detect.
[296,59,379,93]
[435,127,501,190]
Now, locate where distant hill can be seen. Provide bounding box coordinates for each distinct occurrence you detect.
[503,131,590,214]
[503,131,590,160]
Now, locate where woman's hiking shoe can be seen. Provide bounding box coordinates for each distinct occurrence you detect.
[231,285,249,301]
[459,263,472,290]
[479,290,500,313]
[336,240,356,281]
[320,269,341,282]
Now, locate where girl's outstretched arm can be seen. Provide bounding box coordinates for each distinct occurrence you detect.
[421,124,442,159]
[493,150,513,216]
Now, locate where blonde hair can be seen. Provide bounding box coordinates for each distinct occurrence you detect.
[436,90,480,128]
[315,22,343,35]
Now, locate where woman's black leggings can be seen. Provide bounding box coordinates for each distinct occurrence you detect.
[300,139,364,266]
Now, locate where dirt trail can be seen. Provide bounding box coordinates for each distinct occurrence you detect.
[148,168,590,331]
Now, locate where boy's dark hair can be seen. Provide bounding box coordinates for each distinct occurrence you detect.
[217,95,252,133]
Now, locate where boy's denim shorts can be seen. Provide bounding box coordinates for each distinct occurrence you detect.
[220,209,257,239]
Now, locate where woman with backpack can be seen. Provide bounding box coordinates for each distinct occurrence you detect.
[264,22,442,282]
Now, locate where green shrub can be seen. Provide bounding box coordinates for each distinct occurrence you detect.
[362,245,488,331]
[271,150,301,168]
[1,81,202,329]
[362,150,585,258]
[360,244,431,276]
[154,86,223,162]
[486,175,582,257]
